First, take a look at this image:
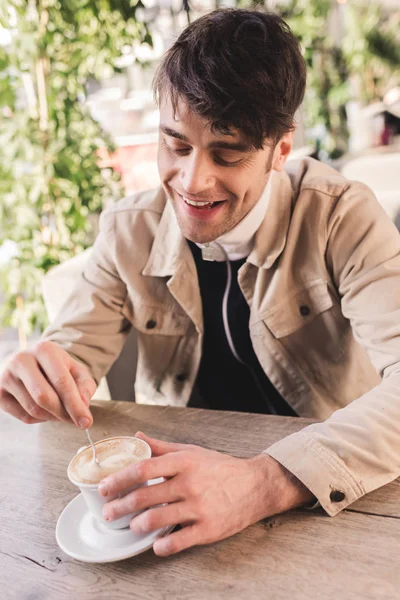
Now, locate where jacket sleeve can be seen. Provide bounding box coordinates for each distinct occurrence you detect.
[266,182,400,516]
[42,209,131,384]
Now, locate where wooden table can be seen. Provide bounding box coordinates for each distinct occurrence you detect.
[1,401,399,599]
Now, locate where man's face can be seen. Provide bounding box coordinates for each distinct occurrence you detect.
[157,95,280,244]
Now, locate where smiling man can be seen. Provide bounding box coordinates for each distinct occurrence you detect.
[2,9,400,557]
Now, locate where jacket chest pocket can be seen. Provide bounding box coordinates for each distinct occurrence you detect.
[261,280,333,338]
[129,304,193,404]
[128,304,190,337]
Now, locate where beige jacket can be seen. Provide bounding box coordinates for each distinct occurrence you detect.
[44,157,400,516]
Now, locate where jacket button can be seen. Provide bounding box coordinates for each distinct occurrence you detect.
[176,373,187,382]
[299,304,310,317]
[146,319,157,330]
[330,490,345,503]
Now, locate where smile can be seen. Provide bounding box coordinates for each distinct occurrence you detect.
[181,195,225,210]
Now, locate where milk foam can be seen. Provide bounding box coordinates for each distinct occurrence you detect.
[68,437,151,485]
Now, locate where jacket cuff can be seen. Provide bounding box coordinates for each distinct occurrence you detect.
[265,431,365,516]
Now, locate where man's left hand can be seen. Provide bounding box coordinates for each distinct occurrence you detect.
[99,432,314,557]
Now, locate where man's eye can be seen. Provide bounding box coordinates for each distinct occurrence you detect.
[168,145,191,156]
[214,154,242,167]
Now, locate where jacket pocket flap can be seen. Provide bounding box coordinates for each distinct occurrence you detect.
[129,304,189,336]
[262,280,333,338]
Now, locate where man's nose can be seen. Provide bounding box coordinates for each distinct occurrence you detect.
[180,151,216,195]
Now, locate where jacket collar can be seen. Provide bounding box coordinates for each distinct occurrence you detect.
[142,198,187,278]
[247,169,293,269]
[142,199,203,333]
[143,168,293,278]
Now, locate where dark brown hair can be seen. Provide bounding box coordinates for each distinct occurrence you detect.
[153,9,307,149]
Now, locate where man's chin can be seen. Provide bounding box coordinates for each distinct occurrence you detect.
[176,222,217,244]
[179,217,237,244]
[184,232,219,244]
[172,210,215,243]
[169,194,234,243]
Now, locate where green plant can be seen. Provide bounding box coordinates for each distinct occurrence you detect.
[277,0,350,159]
[343,1,400,104]
[238,0,399,159]
[0,0,151,340]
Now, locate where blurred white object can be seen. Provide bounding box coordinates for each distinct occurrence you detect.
[341,152,400,224]
[0,240,18,267]
[384,87,400,119]
[346,101,382,152]
[346,90,400,153]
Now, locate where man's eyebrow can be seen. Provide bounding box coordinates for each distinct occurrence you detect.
[207,140,252,152]
[160,125,189,142]
[160,124,251,152]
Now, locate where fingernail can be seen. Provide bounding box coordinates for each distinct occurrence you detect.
[99,482,108,496]
[78,417,90,429]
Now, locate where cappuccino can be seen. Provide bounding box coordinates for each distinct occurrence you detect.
[68,436,151,485]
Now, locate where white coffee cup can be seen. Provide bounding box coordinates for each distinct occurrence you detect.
[67,436,152,530]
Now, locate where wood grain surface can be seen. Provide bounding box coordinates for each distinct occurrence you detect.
[0,401,399,600]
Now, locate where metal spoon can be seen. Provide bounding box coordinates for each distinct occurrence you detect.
[85,428,101,467]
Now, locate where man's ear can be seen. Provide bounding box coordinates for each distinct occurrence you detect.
[272,131,294,171]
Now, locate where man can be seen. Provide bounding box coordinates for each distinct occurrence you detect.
[1,9,400,557]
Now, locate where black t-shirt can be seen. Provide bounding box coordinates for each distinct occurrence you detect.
[187,241,297,416]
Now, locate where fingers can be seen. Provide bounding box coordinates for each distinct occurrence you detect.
[11,354,71,422]
[103,478,183,522]
[99,454,182,497]
[35,342,93,428]
[129,502,194,537]
[2,375,60,422]
[69,361,97,407]
[0,390,47,424]
[153,524,200,557]
[135,431,197,457]
[0,341,95,428]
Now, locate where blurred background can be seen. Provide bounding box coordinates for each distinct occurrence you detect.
[0,0,399,383]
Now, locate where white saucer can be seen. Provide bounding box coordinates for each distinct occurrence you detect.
[56,477,174,563]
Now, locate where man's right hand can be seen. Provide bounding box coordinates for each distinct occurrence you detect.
[0,341,96,428]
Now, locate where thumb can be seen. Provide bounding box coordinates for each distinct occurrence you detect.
[69,361,97,406]
[134,431,191,456]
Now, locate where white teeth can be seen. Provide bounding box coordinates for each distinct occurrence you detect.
[183,196,212,207]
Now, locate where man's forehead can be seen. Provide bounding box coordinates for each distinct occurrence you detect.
[159,95,244,144]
